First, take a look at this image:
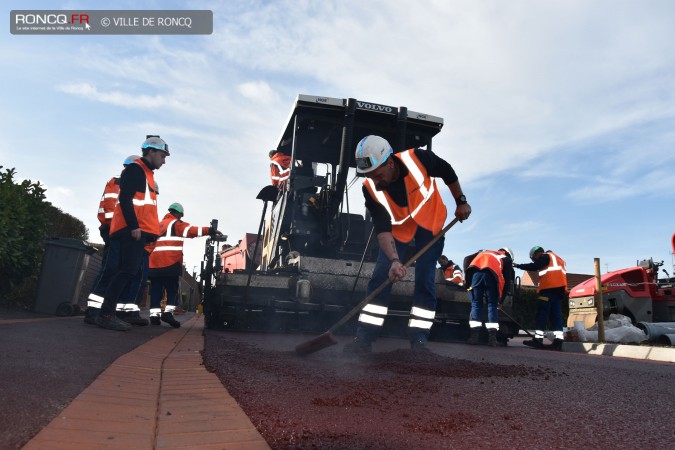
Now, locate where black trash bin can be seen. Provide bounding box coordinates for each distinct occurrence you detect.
[33,238,98,316]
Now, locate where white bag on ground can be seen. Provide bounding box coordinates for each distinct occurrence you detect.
[575,314,647,344]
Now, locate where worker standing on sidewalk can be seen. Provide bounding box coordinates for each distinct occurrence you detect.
[514,246,568,350]
[85,155,149,326]
[343,135,472,354]
[464,248,515,346]
[95,136,168,331]
[148,203,221,328]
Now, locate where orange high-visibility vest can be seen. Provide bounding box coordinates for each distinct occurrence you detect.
[149,213,210,269]
[364,149,447,243]
[537,251,567,292]
[468,250,507,297]
[443,265,464,285]
[109,159,159,236]
[97,176,120,226]
[270,153,291,187]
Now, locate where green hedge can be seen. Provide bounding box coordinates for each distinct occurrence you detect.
[0,167,49,305]
[0,166,89,309]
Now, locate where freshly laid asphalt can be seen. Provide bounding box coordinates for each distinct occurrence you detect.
[1,305,673,449]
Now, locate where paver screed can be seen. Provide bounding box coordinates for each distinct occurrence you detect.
[23,315,270,450]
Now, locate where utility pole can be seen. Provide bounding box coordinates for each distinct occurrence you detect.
[594,258,605,343]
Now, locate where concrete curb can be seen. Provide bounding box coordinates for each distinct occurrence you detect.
[562,342,675,363]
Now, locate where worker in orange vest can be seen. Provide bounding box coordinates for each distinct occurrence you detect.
[438,255,464,286]
[96,136,168,331]
[464,248,515,346]
[85,154,150,326]
[269,149,291,187]
[344,135,472,354]
[148,203,221,328]
[514,246,568,350]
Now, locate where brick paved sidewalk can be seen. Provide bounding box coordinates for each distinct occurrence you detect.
[23,315,270,450]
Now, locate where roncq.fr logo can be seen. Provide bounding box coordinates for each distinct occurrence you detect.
[14,13,90,26]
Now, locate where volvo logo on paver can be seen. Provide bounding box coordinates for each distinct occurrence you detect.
[356,101,394,113]
[416,114,427,119]
[316,97,328,103]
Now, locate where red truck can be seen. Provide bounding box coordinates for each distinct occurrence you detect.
[567,233,675,328]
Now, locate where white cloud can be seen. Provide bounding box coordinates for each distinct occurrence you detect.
[3,0,675,275]
[237,81,278,105]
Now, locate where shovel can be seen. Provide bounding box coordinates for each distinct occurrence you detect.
[295,218,459,356]
[497,305,536,339]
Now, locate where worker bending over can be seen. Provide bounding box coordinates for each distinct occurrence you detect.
[344,135,471,354]
[464,248,515,346]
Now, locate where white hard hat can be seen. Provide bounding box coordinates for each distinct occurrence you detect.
[499,247,514,260]
[355,135,393,174]
[142,135,170,155]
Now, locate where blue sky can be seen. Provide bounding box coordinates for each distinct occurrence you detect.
[2,0,674,280]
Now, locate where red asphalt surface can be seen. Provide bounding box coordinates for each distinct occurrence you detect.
[2,308,674,449]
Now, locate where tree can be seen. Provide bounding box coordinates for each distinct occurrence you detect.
[0,166,91,308]
[0,166,49,299]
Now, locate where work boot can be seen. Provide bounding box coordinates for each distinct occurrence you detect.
[550,338,564,351]
[83,307,98,325]
[161,312,181,328]
[523,337,544,349]
[488,331,498,347]
[123,314,149,326]
[95,314,131,331]
[343,336,372,355]
[467,328,480,345]
[410,339,432,353]
[150,315,161,326]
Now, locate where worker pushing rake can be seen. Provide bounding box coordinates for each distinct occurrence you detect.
[296,134,472,356]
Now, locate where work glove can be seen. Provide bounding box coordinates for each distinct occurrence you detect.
[208,227,223,238]
[513,263,522,269]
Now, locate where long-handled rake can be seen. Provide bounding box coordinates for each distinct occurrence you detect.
[295,218,459,356]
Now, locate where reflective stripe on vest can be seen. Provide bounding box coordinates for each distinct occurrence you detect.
[364,150,446,243]
[469,250,506,297]
[537,251,567,291]
[132,182,157,207]
[271,161,290,180]
[154,219,184,252]
[270,154,291,186]
[109,160,159,236]
[182,226,203,238]
[97,176,120,226]
[443,265,464,284]
[150,218,184,269]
